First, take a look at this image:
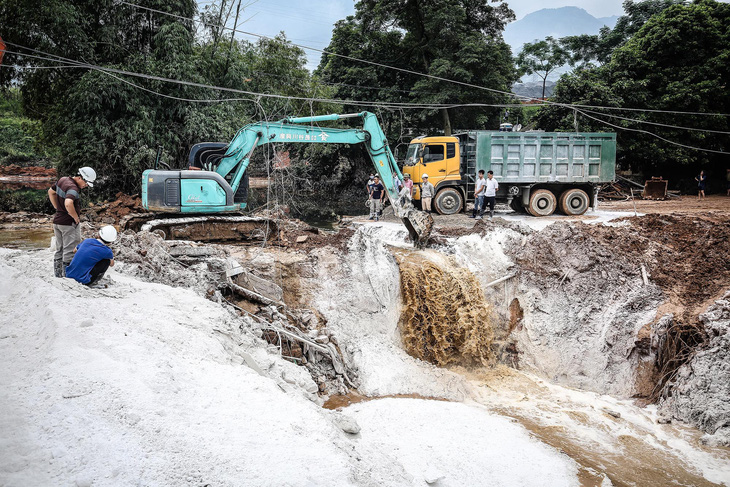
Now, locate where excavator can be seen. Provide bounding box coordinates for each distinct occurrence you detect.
[137,112,433,246]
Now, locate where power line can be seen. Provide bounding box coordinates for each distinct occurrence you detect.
[3,44,728,154]
[120,0,730,118]
[574,109,730,155]
[0,46,528,111]
[579,107,730,135]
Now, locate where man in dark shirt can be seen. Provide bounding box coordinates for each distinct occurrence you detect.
[47,167,96,277]
[369,176,385,221]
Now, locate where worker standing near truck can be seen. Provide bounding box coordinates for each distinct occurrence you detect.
[47,167,96,277]
[484,170,499,218]
[65,225,117,287]
[403,173,413,197]
[421,174,435,213]
[471,170,487,219]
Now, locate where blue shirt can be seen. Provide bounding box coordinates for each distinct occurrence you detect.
[66,239,114,284]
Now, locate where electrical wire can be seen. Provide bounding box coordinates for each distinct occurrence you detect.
[574,108,730,155]
[2,44,728,153]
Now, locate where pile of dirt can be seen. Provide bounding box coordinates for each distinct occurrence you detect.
[394,250,495,367]
[0,165,56,178]
[86,192,144,224]
[507,214,730,399]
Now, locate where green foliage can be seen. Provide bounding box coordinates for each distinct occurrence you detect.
[0,89,56,166]
[1,1,332,198]
[534,0,730,187]
[0,189,54,213]
[560,0,685,66]
[318,0,518,137]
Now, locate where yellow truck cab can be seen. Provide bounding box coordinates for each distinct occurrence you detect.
[402,135,465,214]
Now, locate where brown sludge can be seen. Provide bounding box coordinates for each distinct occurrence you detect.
[394,250,495,367]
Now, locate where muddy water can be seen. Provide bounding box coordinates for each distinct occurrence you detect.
[465,367,730,487]
[0,228,53,249]
[392,248,496,367]
[322,392,451,410]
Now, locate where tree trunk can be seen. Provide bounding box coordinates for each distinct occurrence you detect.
[541,76,547,100]
[441,108,452,136]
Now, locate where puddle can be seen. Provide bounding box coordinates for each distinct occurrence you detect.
[0,228,53,250]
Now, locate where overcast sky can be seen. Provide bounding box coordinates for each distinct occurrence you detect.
[223,0,723,69]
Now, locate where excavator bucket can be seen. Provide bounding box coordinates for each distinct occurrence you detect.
[402,209,434,248]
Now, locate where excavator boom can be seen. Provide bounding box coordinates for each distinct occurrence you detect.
[142,112,433,246]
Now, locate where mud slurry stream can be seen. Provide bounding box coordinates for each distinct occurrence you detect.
[465,367,730,487]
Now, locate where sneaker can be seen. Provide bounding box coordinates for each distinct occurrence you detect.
[475,216,482,220]
[468,215,476,219]
[375,217,379,222]
[368,216,374,220]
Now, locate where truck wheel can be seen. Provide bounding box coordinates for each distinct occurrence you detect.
[528,189,557,216]
[559,188,590,216]
[434,188,464,215]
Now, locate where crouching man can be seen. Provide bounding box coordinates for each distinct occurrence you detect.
[65,225,117,286]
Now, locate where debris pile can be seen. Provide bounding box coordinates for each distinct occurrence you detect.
[112,230,228,294]
[86,192,144,225]
[659,292,730,444]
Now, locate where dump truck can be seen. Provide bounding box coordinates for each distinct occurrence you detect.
[402,131,616,216]
[138,112,433,245]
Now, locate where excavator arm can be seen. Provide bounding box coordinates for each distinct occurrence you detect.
[143,112,433,245]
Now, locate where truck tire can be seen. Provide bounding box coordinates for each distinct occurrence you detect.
[559,188,590,216]
[434,187,463,215]
[528,189,557,216]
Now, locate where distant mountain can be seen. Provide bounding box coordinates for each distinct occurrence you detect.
[504,6,618,54]
[512,81,556,100]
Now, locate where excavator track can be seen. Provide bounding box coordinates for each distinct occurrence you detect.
[123,214,279,243]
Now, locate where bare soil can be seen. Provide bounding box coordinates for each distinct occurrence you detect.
[601,195,730,220]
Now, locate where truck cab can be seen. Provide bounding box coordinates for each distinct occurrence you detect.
[402,136,465,214]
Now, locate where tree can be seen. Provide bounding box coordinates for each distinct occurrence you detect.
[318,0,518,137]
[534,0,730,185]
[560,0,685,67]
[515,37,570,99]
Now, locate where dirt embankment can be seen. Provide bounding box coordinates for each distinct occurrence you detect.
[0,165,56,178]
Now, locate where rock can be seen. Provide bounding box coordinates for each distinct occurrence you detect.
[315,335,329,344]
[296,235,308,243]
[601,408,621,419]
[423,466,445,484]
[332,412,361,434]
[79,320,93,328]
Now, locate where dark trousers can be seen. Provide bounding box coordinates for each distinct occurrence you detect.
[473,195,485,217]
[87,259,111,286]
[486,196,496,216]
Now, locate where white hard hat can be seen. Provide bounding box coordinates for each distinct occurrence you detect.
[99,225,118,243]
[422,173,429,178]
[78,167,96,187]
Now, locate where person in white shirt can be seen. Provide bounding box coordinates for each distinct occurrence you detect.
[484,170,499,218]
[471,169,487,219]
[420,174,435,213]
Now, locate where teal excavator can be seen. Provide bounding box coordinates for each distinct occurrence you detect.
[139,112,433,246]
